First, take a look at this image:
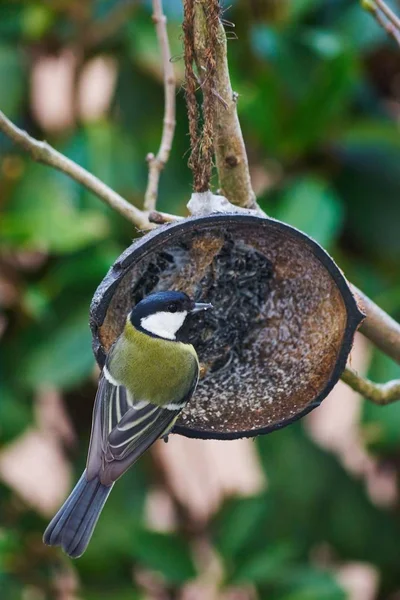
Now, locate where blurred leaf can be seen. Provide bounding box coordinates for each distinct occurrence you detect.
[0,4,24,39]
[300,29,346,59]
[362,351,400,453]
[128,15,184,80]
[83,122,144,197]
[21,308,94,389]
[285,49,356,154]
[275,176,344,247]
[0,385,31,444]
[23,245,120,317]
[0,576,22,600]
[22,5,54,40]
[232,542,295,585]
[23,285,50,319]
[214,495,267,561]
[337,4,386,52]
[250,26,316,102]
[332,122,400,260]
[85,591,141,600]
[251,25,281,61]
[132,530,196,584]
[1,165,109,254]
[274,567,346,600]
[0,45,25,118]
[248,26,355,157]
[256,423,400,584]
[284,0,324,22]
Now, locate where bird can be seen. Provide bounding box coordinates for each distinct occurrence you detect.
[43,290,212,558]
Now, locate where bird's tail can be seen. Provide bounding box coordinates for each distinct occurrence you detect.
[43,470,113,558]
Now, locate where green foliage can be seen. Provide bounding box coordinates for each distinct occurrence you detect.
[271,568,346,600]
[132,529,197,584]
[21,307,94,389]
[275,176,344,248]
[0,45,25,118]
[1,165,109,253]
[362,351,400,453]
[333,123,400,259]
[1,0,400,599]
[0,385,32,445]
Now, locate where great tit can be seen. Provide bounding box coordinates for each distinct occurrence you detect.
[43,291,212,558]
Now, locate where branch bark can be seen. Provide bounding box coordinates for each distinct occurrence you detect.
[375,0,400,30]
[192,1,259,210]
[341,367,400,405]
[0,110,152,231]
[362,0,400,47]
[144,0,176,211]
[353,285,400,365]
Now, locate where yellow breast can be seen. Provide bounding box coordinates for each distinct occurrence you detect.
[109,321,199,406]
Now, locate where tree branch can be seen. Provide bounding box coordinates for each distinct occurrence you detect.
[191,1,259,211]
[362,0,400,46]
[144,0,176,212]
[0,110,152,231]
[341,367,400,405]
[148,210,182,224]
[375,0,400,30]
[353,285,400,365]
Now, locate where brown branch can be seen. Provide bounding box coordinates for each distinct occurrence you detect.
[144,0,176,212]
[340,286,400,404]
[0,109,152,230]
[353,285,400,365]
[341,367,400,405]
[191,1,259,211]
[148,210,182,225]
[362,0,400,46]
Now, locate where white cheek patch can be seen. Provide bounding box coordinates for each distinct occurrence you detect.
[141,311,187,340]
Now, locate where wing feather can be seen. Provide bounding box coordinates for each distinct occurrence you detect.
[86,359,195,487]
[107,404,179,458]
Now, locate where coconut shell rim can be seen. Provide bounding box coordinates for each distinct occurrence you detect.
[90,213,365,441]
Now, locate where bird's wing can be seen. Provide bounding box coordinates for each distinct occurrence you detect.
[86,363,197,486]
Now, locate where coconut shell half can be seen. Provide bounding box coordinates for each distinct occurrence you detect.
[90,213,364,440]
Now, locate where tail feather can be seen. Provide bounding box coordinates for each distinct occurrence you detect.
[43,470,112,558]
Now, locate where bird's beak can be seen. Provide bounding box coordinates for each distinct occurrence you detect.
[191,302,213,314]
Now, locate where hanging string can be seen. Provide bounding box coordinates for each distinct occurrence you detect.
[183,0,220,192]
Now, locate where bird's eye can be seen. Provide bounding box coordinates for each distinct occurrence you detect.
[168,303,178,313]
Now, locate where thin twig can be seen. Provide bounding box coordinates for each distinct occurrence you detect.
[341,367,400,405]
[0,110,152,230]
[362,0,400,46]
[148,210,182,224]
[375,0,400,30]
[375,7,400,45]
[144,0,176,211]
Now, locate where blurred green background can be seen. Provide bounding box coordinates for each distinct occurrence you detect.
[1,0,400,599]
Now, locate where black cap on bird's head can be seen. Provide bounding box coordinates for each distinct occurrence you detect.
[130,291,212,340]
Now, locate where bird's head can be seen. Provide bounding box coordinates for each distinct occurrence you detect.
[129,291,212,341]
